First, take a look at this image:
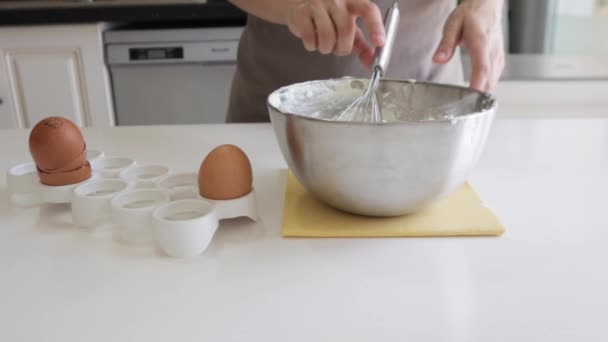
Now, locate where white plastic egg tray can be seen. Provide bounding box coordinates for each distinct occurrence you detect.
[6,149,258,258]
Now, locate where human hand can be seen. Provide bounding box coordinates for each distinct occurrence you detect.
[286,0,386,67]
[433,0,505,92]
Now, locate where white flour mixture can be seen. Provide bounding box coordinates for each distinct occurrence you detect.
[269,77,489,123]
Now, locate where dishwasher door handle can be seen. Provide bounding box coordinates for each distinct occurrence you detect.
[210,46,231,53]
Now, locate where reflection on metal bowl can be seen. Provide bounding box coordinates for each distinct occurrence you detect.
[268,78,497,217]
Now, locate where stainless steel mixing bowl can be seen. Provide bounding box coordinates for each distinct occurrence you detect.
[268,78,497,217]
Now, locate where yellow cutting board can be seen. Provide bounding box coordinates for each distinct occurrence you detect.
[282,172,505,238]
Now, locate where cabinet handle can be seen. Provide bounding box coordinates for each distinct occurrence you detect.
[0,98,3,105]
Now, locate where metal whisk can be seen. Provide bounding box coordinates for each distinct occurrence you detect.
[337,2,400,123]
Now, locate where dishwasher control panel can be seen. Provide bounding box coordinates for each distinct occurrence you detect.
[129,47,184,61]
[105,27,243,65]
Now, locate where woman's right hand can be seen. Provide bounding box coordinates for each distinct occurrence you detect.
[286,0,386,68]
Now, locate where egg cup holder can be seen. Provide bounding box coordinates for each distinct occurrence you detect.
[6,162,42,207]
[72,179,133,227]
[90,156,136,178]
[119,164,171,188]
[6,149,104,207]
[153,199,219,258]
[111,188,172,245]
[157,173,199,200]
[5,149,259,258]
[202,191,259,221]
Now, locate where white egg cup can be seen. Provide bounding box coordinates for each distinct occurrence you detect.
[151,189,258,258]
[150,190,259,258]
[86,150,105,163]
[119,164,171,188]
[156,173,199,201]
[38,174,100,204]
[90,156,136,178]
[6,162,42,207]
[153,199,219,258]
[200,190,259,222]
[72,179,133,227]
[110,188,171,245]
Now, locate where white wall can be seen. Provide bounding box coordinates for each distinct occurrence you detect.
[557,0,595,16]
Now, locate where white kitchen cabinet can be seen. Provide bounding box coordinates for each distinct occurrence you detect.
[0,24,114,129]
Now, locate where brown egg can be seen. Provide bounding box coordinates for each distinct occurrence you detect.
[39,145,87,173]
[198,144,253,200]
[29,117,86,171]
[38,162,92,186]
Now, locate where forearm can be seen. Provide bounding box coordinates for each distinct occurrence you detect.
[228,0,293,24]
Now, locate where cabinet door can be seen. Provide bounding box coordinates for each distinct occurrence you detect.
[5,48,89,127]
[0,24,114,129]
[0,53,15,128]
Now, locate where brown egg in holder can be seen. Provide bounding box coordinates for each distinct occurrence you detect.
[37,144,88,173]
[29,117,86,171]
[198,144,253,200]
[38,161,92,186]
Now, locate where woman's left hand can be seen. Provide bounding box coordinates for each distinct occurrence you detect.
[433,0,505,92]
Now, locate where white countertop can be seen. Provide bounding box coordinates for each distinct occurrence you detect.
[464,54,608,80]
[1,117,607,341]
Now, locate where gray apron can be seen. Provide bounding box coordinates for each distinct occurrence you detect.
[226,0,463,123]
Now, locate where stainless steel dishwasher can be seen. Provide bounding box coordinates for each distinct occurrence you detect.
[105,26,243,125]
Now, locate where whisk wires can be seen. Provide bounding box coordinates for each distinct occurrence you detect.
[337,68,383,123]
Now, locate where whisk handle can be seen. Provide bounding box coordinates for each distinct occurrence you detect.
[373,2,400,76]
